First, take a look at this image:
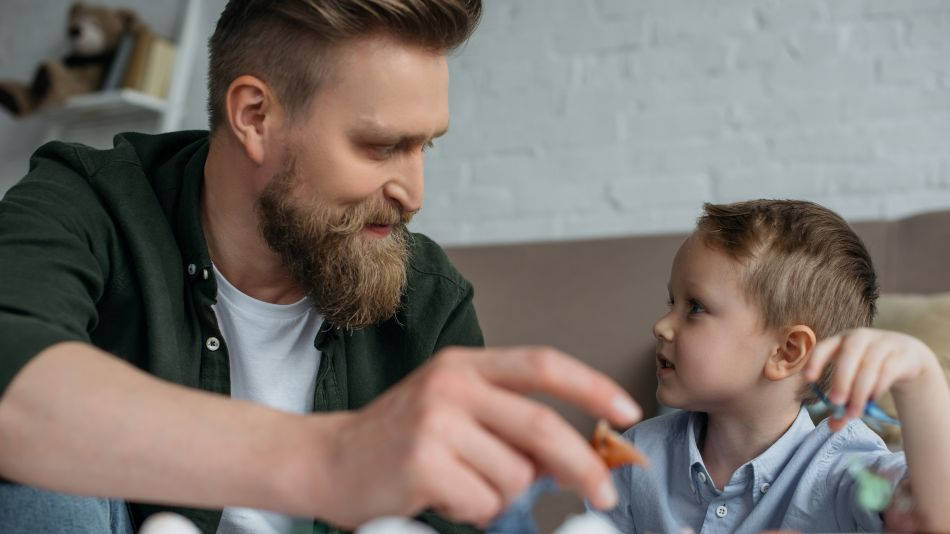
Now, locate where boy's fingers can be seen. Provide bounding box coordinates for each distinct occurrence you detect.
[828,416,848,432]
[828,332,873,404]
[461,346,642,427]
[848,347,888,419]
[805,334,845,381]
[872,356,905,400]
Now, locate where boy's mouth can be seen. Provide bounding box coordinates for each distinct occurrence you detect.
[657,355,675,370]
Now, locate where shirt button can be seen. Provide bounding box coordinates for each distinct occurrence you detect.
[202,268,210,280]
[761,482,770,494]
[206,336,220,351]
[696,472,707,483]
[187,263,196,275]
[716,505,727,518]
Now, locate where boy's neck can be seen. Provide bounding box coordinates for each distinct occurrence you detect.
[699,402,802,490]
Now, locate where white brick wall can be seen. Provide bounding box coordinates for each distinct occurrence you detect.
[1,1,948,247]
[413,0,950,245]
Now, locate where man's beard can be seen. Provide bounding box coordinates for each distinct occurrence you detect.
[256,157,412,330]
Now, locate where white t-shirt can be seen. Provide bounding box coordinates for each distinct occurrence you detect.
[211,265,323,534]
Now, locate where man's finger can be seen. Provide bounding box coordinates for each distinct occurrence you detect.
[448,346,642,427]
[424,446,503,526]
[469,383,618,510]
[442,411,536,508]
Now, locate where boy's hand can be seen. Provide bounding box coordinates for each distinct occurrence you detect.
[803,327,940,431]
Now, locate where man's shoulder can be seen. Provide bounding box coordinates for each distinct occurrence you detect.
[407,232,470,292]
[27,130,207,182]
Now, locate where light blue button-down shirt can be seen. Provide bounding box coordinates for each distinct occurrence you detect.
[601,407,906,533]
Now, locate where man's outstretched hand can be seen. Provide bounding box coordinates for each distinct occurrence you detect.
[309,346,643,529]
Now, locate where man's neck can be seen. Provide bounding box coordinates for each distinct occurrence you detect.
[698,397,801,491]
[202,135,304,304]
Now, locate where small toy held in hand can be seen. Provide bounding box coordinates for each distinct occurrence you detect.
[809,383,901,432]
[591,419,649,468]
[847,459,893,512]
[488,420,647,534]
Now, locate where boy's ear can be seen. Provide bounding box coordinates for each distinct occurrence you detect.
[764,325,816,381]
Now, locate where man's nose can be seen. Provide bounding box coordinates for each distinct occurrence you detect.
[383,155,424,215]
[653,312,674,343]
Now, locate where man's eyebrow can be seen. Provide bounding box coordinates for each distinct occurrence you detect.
[350,121,449,144]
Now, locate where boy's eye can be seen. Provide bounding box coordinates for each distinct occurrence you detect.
[687,299,705,314]
[422,140,435,153]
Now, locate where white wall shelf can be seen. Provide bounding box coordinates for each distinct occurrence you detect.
[47,89,167,120]
[42,0,201,147]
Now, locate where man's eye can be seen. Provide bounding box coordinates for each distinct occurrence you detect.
[371,145,396,158]
[688,300,705,314]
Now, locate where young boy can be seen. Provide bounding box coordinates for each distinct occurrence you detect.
[604,200,950,532]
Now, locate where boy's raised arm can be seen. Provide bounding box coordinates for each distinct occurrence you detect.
[805,328,950,530]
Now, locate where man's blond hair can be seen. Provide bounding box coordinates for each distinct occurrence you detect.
[208,0,481,131]
[696,200,879,402]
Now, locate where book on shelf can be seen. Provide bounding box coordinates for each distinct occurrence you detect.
[100,31,135,91]
[118,30,177,100]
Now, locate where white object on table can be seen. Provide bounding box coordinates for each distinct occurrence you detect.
[138,512,201,534]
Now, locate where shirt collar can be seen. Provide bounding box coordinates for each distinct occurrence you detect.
[174,137,215,292]
[749,406,815,484]
[684,407,815,498]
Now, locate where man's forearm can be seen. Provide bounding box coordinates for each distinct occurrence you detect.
[0,342,334,516]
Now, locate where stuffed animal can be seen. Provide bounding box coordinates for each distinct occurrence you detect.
[0,2,142,116]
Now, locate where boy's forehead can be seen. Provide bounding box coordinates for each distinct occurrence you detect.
[670,235,747,292]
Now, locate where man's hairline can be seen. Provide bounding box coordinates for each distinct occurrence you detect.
[210,31,453,139]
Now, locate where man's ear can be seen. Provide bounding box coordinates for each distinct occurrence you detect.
[764,325,816,381]
[224,75,281,166]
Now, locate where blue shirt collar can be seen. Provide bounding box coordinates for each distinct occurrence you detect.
[685,407,816,500]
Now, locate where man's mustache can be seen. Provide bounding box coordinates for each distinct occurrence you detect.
[326,199,415,235]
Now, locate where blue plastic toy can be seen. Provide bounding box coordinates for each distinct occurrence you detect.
[809,383,901,432]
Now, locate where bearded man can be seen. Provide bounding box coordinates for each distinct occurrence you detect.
[0,2,642,533]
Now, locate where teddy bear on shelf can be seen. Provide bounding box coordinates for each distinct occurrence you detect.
[0,2,142,117]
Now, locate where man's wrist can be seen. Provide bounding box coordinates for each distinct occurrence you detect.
[263,411,348,519]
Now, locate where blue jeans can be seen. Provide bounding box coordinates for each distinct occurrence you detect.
[0,482,133,534]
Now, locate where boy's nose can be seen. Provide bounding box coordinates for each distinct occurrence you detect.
[653,313,674,342]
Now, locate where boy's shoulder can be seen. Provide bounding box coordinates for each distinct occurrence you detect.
[621,409,691,449]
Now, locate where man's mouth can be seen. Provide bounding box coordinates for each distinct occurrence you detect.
[363,223,393,237]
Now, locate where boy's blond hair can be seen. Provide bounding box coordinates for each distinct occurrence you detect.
[696,200,878,402]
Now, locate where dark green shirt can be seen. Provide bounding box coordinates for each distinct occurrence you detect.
[0,130,484,533]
